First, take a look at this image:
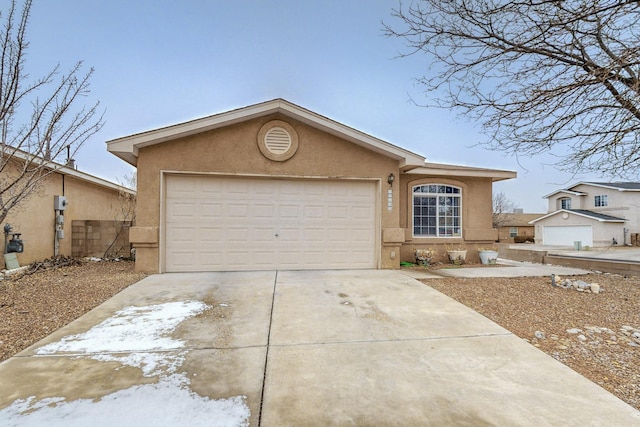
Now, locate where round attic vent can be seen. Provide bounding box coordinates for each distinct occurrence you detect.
[265,127,292,154]
[257,120,298,161]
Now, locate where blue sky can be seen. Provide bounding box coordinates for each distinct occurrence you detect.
[20,0,607,212]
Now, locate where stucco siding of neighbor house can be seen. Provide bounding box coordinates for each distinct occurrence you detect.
[132,113,399,273]
[3,160,126,267]
[548,192,582,211]
[534,214,625,247]
[571,184,638,226]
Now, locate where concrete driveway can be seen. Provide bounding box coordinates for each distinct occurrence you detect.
[0,270,638,426]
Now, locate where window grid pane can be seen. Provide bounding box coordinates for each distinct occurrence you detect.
[413,185,461,237]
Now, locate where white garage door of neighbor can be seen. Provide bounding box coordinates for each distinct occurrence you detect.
[164,175,377,272]
[542,225,593,247]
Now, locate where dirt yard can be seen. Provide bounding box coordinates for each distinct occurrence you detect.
[0,260,145,362]
[0,260,638,412]
[424,272,640,411]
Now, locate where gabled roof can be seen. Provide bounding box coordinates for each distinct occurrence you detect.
[543,189,586,199]
[529,209,626,224]
[407,162,516,182]
[544,181,640,198]
[5,148,134,194]
[582,182,640,191]
[497,213,544,226]
[107,98,427,168]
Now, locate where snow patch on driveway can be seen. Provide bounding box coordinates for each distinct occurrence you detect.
[1,300,251,426]
[36,300,209,354]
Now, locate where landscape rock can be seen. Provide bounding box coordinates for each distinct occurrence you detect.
[554,277,604,295]
[534,331,546,339]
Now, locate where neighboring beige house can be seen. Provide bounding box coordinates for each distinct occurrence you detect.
[107,99,516,273]
[530,182,640,247]
[496,212,542,243]
[2,150,134,268]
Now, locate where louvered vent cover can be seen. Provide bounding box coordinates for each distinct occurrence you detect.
[257,120,298,161]
[264,127,291,154]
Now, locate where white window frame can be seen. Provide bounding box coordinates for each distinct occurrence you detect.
[412,184,462,238]
[560,197,572,209]
[595,195,608,207]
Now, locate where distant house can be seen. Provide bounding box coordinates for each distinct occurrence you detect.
[2,149,134,268]
[530,182,640,247]
[107,98,516,273]
[496,212,543,243]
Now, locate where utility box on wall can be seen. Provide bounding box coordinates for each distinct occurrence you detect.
[54,195,67,211]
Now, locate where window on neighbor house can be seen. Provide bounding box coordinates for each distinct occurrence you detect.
[509,227,518,237]
[560,197,572,209]
[595,195,608,207]
[413,184,461,237]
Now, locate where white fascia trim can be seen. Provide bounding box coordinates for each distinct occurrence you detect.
[529,209,625,224]
[576,181,640,192]
[8,149,134,194]
[543,189,587,199]
[407,163,517,182]
[106,99,426,168]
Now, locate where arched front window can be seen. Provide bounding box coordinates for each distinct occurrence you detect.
[413,184,461,237]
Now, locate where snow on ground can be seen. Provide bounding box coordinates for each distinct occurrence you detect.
[0,300,250,426]
[37,300,209,354]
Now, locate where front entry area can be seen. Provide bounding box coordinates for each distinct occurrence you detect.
[163,175,377,272]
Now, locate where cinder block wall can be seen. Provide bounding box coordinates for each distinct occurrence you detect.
[72,220,132,258]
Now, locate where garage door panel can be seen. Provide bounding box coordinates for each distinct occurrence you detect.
[303,228,325,241]
[198,202,224,218]
[543,225,593,246]
[165,176,376,272]
[166,226,197,243]
[328,228,349,242]
[166,202,197,220]
[199,227,224,242]
[352,228,375,243]
[253,204,276,217]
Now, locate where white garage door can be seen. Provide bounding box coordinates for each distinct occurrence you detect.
[542,225,593,247]
[164,175,377,272]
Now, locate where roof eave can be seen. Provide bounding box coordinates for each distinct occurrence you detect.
[406,163,517,182]
[5,148,134,194]
[106,99,426,168]
[529,209,625,223]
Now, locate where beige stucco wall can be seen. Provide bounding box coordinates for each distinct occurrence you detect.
[548,193,586,211]
[398,174,497,264]
[569,184,640,233]
[132,113,400,273]
[3,163,123,267]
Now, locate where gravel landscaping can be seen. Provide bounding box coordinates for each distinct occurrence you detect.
[1,260,638,412]
[0,260,145,363]
[424,272,640,411]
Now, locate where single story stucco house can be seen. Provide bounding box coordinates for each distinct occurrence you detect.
[107,99,515,273]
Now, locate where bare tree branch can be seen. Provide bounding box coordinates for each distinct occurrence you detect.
[0,0,104,225]
[492,191,517,228]
[385,0,640,176]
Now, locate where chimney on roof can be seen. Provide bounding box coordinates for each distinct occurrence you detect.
[513,208,524,214]
[65,144,76,169]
